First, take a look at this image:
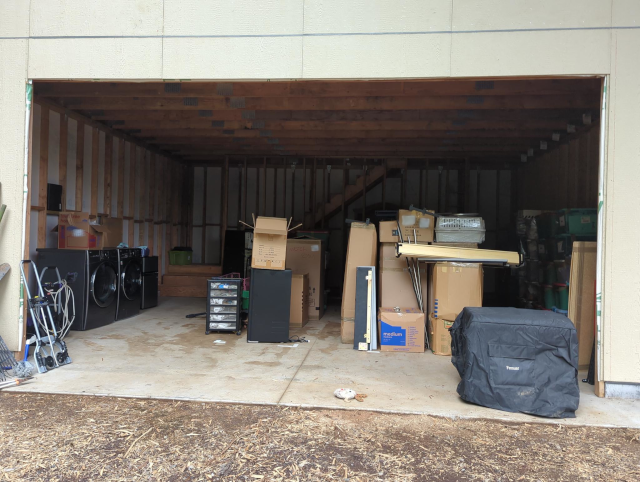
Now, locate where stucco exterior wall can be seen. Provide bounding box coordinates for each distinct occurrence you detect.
[1,1,640,384]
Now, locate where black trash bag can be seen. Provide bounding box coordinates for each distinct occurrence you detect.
[450,307,580,418]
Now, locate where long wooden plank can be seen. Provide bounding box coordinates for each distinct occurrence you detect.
[117,138,125,218]
[74,120,84,211]
[148,154,156,222]
[90,129,99,216]
[142,129,556,140]
[397,243,521,265]
[58,113,68,210]
[36,78,600,98]
[104,134,112,216]
[201,167,208,263]
[58,94,599,111]
[139,150,147,221]
[37,106,49,248]
[88,108,598,123]
[220,157,229,266]
[117,119,571,131]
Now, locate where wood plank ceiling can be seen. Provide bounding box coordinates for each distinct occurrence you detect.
[34,78,601,163]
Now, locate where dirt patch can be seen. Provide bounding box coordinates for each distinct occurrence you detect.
[0,392,638,481]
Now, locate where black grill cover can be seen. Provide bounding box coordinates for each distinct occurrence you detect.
[450,307,579,418]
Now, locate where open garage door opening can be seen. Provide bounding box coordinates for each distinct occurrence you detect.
[20,77,606,416]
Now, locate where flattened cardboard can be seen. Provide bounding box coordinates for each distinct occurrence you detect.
[56,212,123,249]
[398,209,435,243]
[251,217,288,270]
[379,220,400,243]
[289,273,309,328]
[286,238,325,320]
[341,222,377,323]
[341,318,355,344]
[568,242,596,368]
[378,307,425,353]
[428,262,483,355]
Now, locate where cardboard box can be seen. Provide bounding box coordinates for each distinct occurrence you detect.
[378,307,425,353]
[379,220,400,243]
[341,222,377,322]
[378,243,427,310]
[341,318,355,344]
[56,212,123,249]
[429,315,455,356]
[398,209,435,243]
[289,273,309,328]
[251,217,289,270]
[568,242,596,368]
[428,262,483,355]
[286,238,325,320]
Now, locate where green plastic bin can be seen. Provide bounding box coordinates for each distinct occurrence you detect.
[242,290,250,310]
[542,284,555,310]
[169,249,193,265]
[554,283,569,311]
[556,209,597,236]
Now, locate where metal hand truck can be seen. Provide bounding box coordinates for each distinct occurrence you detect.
[20,260,72,373]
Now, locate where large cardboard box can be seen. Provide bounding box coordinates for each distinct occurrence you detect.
[56,212,123,249]
[568,242,596,368]
[428,262,483,355]
[378,243,427,310]
[379,220,400,243]
[286,238,325,320]
[378,307,425,353]
[341,222,377,320]
[251,217,289,270]
[398,209,435,243]
[289,273,309,328]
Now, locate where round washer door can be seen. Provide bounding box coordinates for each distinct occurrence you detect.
[121,259,142,300]
[90,262,118,308]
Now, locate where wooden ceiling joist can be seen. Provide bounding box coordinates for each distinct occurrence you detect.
[34,78,601,98]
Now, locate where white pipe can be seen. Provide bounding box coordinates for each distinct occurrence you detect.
[595,76,608,384]
[17,80,33,353]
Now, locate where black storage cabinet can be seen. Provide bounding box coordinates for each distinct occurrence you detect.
[248,268,291,343]
[206,278,242,335]
[450,307,580,418]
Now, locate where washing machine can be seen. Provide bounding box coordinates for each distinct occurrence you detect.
[36,248,119,331]
[116,248,142,321]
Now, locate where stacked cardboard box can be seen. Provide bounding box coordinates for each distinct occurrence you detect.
[378,243,427,310]
[286,238,325,320]
[428,262,483,355]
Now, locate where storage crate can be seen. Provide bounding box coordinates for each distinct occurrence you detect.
[556,209,597,236]
[551,234,596,261]
[206,278,242,335]
[169,248,192,265]
[435,216,485,243]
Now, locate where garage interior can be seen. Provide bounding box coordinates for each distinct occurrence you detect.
[15,77,636,425]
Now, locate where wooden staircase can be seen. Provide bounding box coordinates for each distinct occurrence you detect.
[312,160,406,226]
[160,264,222,297]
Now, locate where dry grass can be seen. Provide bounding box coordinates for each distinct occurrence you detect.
[0,393,639,481]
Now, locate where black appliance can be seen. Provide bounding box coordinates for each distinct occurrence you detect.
[47,183,63,211]
[206,278,242,335]
[140,256,158,310]
[450,307,580,419]
[36,248,119,331]
[116,248,142,321]
[247,268,291,343]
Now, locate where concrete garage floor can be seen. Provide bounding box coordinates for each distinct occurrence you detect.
[11,297,639,428]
